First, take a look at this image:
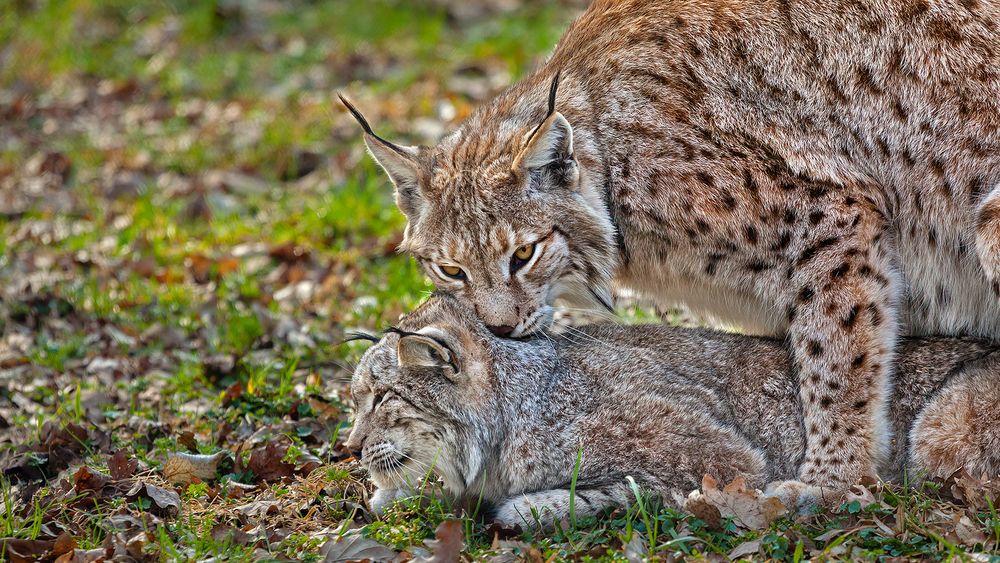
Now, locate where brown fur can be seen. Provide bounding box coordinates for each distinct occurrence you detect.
[345,0,1000,490]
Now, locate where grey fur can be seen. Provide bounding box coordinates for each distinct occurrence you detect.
[346,295,1000,528]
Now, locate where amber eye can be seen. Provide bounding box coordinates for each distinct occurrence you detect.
[510,244,536,272]
[439,264,466,280]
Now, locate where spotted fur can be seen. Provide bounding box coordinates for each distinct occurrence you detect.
[345,295,1000,528]
[344,0,1000,490]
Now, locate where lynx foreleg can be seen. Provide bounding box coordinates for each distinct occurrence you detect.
[491,485,629,529]
[786,225,901,489]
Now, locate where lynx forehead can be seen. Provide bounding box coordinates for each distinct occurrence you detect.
[344,0,1000,495]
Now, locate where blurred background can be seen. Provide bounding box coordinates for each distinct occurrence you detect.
[0,0,588,401]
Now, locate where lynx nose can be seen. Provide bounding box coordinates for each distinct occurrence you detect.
[344,437,364,460]
[488,324,516,337]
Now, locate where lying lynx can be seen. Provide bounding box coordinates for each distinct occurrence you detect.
[345,295,1000,528]
[342,0,1000,491]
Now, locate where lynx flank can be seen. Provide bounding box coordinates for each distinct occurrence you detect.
[342,0,1000,490]
[345,295,1000,528]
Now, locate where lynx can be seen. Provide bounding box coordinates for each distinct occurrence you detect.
[341,0,1000,491]
[344,294,1000,528]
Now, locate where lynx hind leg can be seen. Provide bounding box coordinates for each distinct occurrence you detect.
[909,358,1000,480]
[491,485,630,529]
[975,184,1000,294]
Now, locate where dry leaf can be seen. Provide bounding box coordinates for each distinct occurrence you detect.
[842,483,879,510]
[414,519,464,563]
[728,538,762,559]
[163,451,226,485]
[0,538,56,563]
[143,483,181,514]
[108,449,138,480]
[247,442,296,482]
[321,531,397,563]
[685,474,787,531]
[73,466,110,493]
[52,532,77,557]
[953,515,989,547]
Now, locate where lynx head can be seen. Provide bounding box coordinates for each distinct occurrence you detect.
[344,295,503,498]
[340,73,616,337]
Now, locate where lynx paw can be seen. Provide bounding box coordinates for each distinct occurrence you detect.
[492,496,569,529]
[764,480,838,516]
[369,488,410,516]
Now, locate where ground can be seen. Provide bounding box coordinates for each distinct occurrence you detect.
[1,0,998,560]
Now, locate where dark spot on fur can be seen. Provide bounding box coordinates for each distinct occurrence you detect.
[695,219,711,235]
[819,395,833,408]
[783,208,797,224]
[902,0,930,21]
[799,286,815,303]
[892,99,909,122]
[745,226,759,244]
[747,260,772,273]
[827,380,841,390]
[831,263,850,280]
[696,171,715,186]
[809,210,825,225]
[721,191,737,210]
[807,340,823,357]
[852,400,869,410]
[852,352,868,369]
[798,237,839,265]
[843,304,861,329]
[928,17,964,43]
[772,231,792,252]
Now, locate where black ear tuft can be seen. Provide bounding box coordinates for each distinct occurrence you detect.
[547,70,561,118]
[341,331,382,345]
[338,93,376,136]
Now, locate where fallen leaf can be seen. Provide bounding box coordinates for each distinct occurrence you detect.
[0,538,56,563]
[414,519,464,563]
[947,470,1000,511]
[108,449,138,480]
[163,451,226,485]
[52,532,76,557]
[728,538,762,559]
[321,532,397,563]
[143,483,181,514]
[953,514,990,547]
[73,466,109,493]
[247,442,296,482]
[842,483,879,510]
[685,475,787,531]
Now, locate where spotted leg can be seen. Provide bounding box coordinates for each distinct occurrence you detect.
[786,208,900,489]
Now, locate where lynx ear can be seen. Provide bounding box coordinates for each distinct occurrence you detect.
[396,327,460,379]
[339,94,426,217]
[512,72,577,186]
[515,112,574,171]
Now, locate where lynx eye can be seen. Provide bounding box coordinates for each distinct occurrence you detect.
[439,264,466,280]
[510,243,536,272]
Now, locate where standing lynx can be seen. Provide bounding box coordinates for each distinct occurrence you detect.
[342,0,1000,492]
